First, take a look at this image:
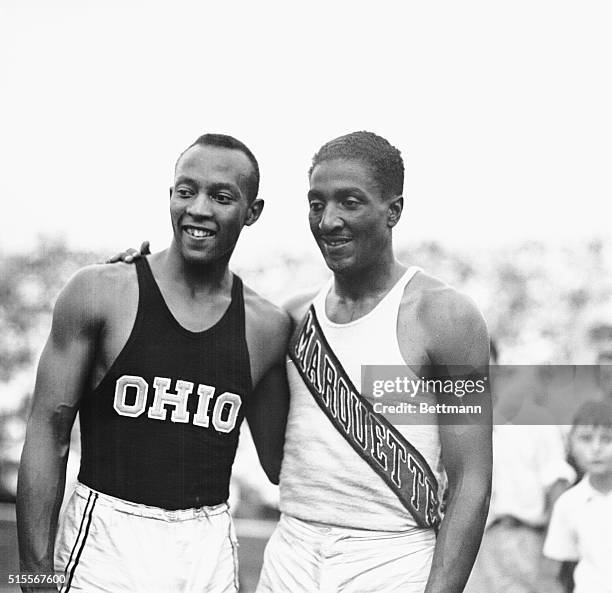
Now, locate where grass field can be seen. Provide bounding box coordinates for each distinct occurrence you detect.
[0,504,273,593]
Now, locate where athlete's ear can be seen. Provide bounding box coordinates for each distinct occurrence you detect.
[387,195,403,228]
[245,198,264,227]
[169,186,174,199]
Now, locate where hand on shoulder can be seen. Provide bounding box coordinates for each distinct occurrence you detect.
[105,241,151,264]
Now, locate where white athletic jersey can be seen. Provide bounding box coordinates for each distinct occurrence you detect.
[279,267,443,531]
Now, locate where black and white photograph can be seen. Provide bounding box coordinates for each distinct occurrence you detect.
[1,2,612,592]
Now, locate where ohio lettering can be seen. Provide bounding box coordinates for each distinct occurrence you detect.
[113,374,242,433]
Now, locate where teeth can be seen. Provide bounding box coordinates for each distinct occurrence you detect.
[326,238,350,246]
[185,227,214,238]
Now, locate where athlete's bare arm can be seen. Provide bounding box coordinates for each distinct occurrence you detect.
[16,265,135,591]
[243,288,293,484]
[243,289,318,484]
[17,269,102,583]
[399,275,491,593]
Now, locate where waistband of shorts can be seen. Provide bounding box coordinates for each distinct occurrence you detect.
[74,481,229,521]
[280,513,432,540]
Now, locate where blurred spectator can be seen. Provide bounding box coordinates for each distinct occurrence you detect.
[585,306,612,357]
[0,395,30,501]
[595,351,612,401]
[544,400,612,593]
[465,340,575,593]
[567,343,612,481]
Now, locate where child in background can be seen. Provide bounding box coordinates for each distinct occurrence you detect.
[544,400,612,593]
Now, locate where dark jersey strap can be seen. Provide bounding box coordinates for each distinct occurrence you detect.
[78,257,252,509]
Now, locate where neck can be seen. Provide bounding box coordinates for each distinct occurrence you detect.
[589,471,612,494]
[161,242,232,293]
[333,252,406,302]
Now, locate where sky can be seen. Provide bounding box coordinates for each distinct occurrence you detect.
[1,1,610,268]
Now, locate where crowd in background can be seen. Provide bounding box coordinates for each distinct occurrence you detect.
[2,238,612,592]
[465,340,612,593]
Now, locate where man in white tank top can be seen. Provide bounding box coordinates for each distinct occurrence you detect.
[257,132,492,593]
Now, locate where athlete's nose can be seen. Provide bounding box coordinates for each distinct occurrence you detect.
[318,203,343,233]
[187,192,214,218]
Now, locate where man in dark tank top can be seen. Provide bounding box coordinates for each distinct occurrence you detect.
[16,134,291,593]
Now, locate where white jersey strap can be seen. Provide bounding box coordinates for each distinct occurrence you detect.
[288,305,441,532]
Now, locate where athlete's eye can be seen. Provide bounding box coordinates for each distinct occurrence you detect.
[343,198,361,209]
[309,201,324,213]
[175,187,194,198]
[212,193,234,203]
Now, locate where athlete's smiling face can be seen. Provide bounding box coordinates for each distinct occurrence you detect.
[308,159,401,275]
[170,145,262,265]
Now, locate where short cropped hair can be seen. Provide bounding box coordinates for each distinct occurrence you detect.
[177,133,260,203]
[309,131,404,199]
[572,399,612,429]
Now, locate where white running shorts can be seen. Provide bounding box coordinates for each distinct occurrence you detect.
[256,514,435,593]
[54,482,239,593]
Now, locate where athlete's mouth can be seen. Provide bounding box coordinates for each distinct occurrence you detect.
[183,226,216,239]
[321,236,352,247]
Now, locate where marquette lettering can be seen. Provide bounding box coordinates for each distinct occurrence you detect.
[289,306,441,531]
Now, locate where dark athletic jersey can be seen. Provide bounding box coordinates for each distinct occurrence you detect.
[78,257,253,509]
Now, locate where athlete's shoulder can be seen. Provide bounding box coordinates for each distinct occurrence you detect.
[283,288,320,324]
[72,260,136,283]
[59,262,130,305]
[407,270,483,322]
[242,282,292,344]
[403,269,489,365]
[52,262,136,335]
